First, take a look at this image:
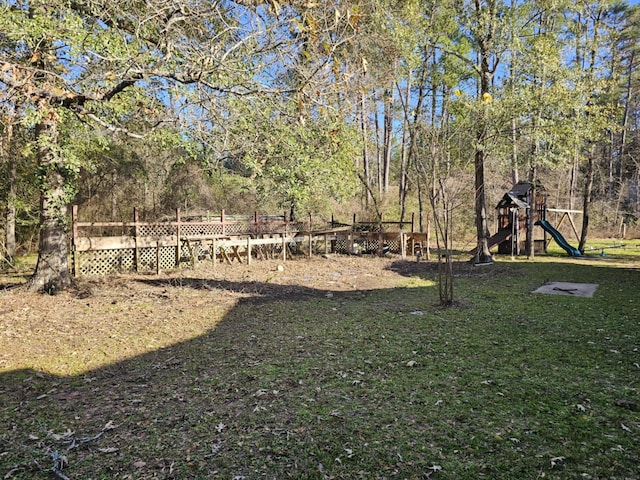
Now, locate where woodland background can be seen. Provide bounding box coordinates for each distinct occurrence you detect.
[1,0,639,282]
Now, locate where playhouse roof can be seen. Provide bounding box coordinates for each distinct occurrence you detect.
[496,181,534,209]
[497,193,529,209]
[510,181,533,197]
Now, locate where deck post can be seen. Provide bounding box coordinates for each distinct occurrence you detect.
[156,241,161,274]
[175,208,181,267]
[282,233,286,261]
[72,205,79,277]
[134,208,140,272]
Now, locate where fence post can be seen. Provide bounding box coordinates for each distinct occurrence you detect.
[281,233,286,261]
[72,205,79,277]
[221,209,225,236]
[134,208,140,272]
[284,211,288,235]
[247,237,252,265]
[175,208,181,268]
[156,241,161,275]
[308,213,312,257]
[213,237,219,266]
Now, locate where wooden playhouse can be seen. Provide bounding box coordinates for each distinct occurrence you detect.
[494,181,547,255]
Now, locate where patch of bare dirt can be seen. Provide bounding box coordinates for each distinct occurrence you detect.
[0,255,429,375]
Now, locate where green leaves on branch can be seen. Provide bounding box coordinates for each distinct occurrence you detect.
[229,109,360,215]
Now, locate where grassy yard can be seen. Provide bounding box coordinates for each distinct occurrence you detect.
[1,243,639,479]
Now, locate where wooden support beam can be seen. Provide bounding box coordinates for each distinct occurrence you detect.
[72,205,79,277]
[134,208,140,272]
[156,241,161,275]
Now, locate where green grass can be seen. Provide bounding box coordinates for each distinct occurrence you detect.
[1,251,639,479]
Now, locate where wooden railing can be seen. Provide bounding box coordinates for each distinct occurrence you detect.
[70,207,427,276]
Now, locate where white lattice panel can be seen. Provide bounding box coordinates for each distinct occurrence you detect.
[139,225,176,236]
[77,249,135,276]
[181,224,223,236]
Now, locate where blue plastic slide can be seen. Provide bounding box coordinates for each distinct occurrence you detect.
[536,220,582,257]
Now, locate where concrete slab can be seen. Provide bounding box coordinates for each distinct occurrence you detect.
[533,281,599,298]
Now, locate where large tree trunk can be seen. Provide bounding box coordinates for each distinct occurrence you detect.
[360,88,372,208]
[2,117,17,263]
[474,146,493,264]
[473,73,493,264]
[5,159,17,261]
[578,146,595,254]
[28,107,72,293]
[398,74,411,222]
[472,0,495,265]
[614,51,634,221]
[382,82,394,195]
[527,164,537,259]
[510,117,519,185]
[382,58,397,195]
[527,114,540,259]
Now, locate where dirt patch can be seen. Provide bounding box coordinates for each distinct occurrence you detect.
[1,253,501,376]
[0,255,430,375]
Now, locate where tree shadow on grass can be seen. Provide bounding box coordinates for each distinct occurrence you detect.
[137,276,333,303]
[0,267,443,479]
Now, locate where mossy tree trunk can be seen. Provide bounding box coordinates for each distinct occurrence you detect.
[28,106,72,293]
[1,113,17,264]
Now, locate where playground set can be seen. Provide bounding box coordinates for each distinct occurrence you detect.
[492,181,583,257]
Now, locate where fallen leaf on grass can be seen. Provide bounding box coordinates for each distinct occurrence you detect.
[49,429,74,441]
[98,447,119,454]
[103,420,118,430]
[215,423,226,433]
